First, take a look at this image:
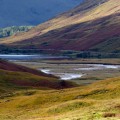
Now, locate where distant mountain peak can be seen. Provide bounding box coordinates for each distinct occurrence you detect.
[0,0,83,28]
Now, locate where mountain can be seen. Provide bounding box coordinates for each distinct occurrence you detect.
[0,0,120,54]
[0,0,83,28]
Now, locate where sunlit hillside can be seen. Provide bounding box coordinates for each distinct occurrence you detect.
[0,0,120,53]
[0,0,120,119]
[0,26,33,38]
[0,72,120,120]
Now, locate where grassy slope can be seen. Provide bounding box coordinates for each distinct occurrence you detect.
[0,60,77,91]
[0,60,56,78]
[0,0,120,53]
[0,69,76,92]
[0,60,120,120]
[90,36,120,53]
[0,76,120,120]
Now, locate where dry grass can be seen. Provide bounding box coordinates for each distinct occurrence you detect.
[0,75,120,120]
[0,69,77,92]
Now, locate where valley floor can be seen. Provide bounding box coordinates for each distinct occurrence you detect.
[14,58,120,85]
[0,58,120,120]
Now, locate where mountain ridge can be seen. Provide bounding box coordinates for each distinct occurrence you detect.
[0,0,120,54]
[0,0,83,28]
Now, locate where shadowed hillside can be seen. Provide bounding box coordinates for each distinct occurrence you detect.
[0,59,54,77]
[0,0,120,53]
[0,60,77,90]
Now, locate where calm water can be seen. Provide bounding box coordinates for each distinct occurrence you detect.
[0,54,66,60]
[40,69,83,80]
[1,54,120,81]
[40,63,120,80]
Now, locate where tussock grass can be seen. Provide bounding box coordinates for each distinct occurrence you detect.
[0,74,120,119]
[0,58,120,120]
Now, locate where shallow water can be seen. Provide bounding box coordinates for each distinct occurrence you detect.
[0,54,66,60]
[57,73,83,80]
[4,54,120,81]
[40,69,83,80]
[75,64,120,71]
[41,69,51,74]
[40,64,120,80]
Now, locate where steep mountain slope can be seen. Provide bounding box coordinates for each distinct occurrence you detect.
[0,0,83,28]
[0,0,120,53]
